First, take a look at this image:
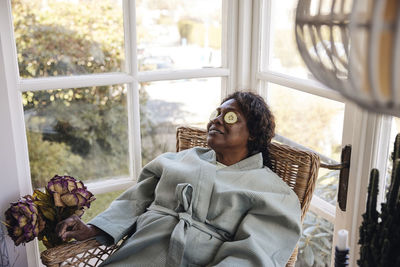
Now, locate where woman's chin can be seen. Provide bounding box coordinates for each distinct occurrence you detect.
[207,136,218,150]
[207,140,224,153]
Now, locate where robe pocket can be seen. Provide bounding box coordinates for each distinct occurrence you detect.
[184,227,223,266]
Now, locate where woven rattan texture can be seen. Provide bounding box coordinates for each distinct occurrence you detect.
[41,238,121,267]
[176,126,320,267]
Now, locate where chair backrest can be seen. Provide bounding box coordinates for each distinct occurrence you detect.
[176,126,320,221]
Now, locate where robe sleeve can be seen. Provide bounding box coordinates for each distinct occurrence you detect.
[207,191,302,267]
[88,159,162,245]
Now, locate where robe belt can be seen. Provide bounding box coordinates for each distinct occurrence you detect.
[146,183,230,267]
[147,204,229,241]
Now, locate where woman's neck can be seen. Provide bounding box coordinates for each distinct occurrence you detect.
[215,149,249,166]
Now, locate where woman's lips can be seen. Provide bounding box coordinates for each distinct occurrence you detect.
[208,128,224,134]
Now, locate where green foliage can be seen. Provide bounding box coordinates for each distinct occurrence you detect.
[13,0,124,78]
[358,134,400,266]
[81,190,125,223]
[295,170,339,267]
[314,170,339,205]
[26,132,83,188]
[296,171,338,267]
[297,213,333,267]
[24,85,130,188]
[12,0,177,188]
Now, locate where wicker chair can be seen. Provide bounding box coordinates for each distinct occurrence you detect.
[41,126,320,267]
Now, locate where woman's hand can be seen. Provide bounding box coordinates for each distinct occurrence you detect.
[56,215,102,241]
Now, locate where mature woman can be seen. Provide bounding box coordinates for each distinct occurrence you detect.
[57,91,301,267]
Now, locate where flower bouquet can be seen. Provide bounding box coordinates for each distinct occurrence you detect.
[3,175,95,249]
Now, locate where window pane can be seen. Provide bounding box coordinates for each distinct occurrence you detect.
[12,0,125,78]
[268,0,347,80]
[267,84,344,161]
[139,78,221,164]
[23,85,130,189]
[136,0,222,71]
[266,83,345,203]
[297,210,333,267]
[268,0,309,78]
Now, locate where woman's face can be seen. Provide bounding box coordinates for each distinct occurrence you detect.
[207,99,250,156]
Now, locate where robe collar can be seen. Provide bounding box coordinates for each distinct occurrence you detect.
[197,148,264,171]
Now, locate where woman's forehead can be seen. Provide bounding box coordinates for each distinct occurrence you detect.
[218,99,240,110]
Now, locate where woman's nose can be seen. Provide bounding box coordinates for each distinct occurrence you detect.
[210,114,223,124]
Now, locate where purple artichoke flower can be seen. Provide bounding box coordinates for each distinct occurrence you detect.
[46,175,95,208]
[4,195,45,246]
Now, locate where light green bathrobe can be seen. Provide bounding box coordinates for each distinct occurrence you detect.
[90,147,301,267]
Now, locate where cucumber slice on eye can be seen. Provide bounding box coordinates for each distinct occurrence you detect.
[224,111,237,124]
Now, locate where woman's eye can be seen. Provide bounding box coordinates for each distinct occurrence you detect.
[209,110,220,120]
[224,111,238,124]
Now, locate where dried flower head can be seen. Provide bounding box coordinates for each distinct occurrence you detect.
[47,175,95,209]
[4,195,45,246]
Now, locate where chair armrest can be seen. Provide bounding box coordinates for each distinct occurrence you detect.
[40,238,120,267]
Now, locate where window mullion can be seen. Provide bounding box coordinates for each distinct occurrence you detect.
[18,73,135,92]
[250,0,261,91]
[258,71,344,102]
[123,0,142,181]
[137,68,229,83]
[236,0,252,90]
[257,0,272,97]
[222,0,238,97]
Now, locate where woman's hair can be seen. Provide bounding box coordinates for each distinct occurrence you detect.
[222,91,275,168]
